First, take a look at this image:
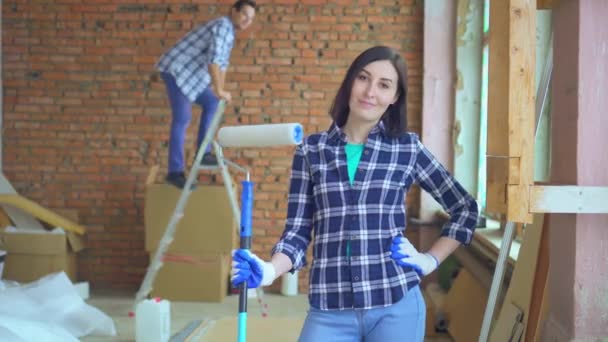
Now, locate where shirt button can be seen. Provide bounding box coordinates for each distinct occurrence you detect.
[364,150,369,155]
[354,276,360,281]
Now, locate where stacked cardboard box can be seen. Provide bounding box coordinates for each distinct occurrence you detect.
[144,174,237,302]
[0,208,84,283]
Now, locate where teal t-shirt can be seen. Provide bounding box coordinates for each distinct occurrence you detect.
[345,143,365,185]
[344,143,365,258]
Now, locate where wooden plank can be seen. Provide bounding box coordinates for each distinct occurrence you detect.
[531,279,550,341]
[507,0,536,224]
[489,214,545,341]
[486,0,511,216]
[0,173,46,230]
[491,302,525,342]
[508,184,533,222]
[486,0,509,215]
[530,185,608,213]
[525,214,550,341]
[486,0,536,223]
[487,0,510,158]
[0,194,86,235]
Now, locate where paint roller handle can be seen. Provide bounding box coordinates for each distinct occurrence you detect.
[233,180,277,288]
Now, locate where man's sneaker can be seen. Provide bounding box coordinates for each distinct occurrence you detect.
[200,153,219,167]
[165,172,197,189]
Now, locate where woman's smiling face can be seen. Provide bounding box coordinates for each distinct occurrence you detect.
[347,60,399,125]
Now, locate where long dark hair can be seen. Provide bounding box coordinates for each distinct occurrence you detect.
[329,46,408,137]
[232,0,257,11]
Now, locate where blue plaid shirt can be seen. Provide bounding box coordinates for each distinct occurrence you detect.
[272,122,478,310]
[156,16,235,102]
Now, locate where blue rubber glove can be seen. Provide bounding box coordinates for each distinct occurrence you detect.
[230,249,276,288]
[390,236,439,276]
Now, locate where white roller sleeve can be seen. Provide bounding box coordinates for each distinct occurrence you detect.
[217,123,304,148]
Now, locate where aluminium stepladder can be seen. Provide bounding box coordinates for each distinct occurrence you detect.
[134,100,265,312]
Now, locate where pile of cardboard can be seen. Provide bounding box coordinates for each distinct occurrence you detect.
[144,169,237,302]
[0,194,85,283]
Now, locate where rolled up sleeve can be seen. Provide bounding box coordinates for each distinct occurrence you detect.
[209,20,232,70]
[413,134,479,245]
[271,144,314,271]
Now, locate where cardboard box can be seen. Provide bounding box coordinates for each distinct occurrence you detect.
[150,252,230,302]
[145,182,238,255]
[0,228,84,283]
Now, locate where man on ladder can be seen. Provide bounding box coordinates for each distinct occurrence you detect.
[156,0,258,188]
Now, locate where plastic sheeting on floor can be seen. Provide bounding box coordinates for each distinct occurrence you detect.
[0,272,116,341]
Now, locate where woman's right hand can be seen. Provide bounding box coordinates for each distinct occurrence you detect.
[230,249,276,288]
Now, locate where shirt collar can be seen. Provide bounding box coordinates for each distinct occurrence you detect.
[327,120,387,143]
[222,16,236,32]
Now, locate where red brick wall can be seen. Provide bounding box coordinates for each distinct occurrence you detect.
[2,0,423,291]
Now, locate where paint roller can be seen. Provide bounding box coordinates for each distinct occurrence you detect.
[217,123,304,148]
[217,122,303,342]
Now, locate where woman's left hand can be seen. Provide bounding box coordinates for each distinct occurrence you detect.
[390,236,439,276]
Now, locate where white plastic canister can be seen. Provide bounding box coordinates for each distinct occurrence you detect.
[281,271,299,296]
[135,297,171,342]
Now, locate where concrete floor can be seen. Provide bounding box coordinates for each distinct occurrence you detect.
[83,291,453,341]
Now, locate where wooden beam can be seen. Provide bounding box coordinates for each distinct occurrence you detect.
[486,0,510,217]
[507,0,536,224]
[489,214,545,341]
[486,0,536,223]
[0,194,86,235]
[537,0,555,10]
[487,0,510,159]
[525,214,550,342]
[530,185,608,213]
[486,158,508,214]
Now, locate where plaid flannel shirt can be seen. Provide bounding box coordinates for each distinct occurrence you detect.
[272,122,479,310]
[156,16,234,102]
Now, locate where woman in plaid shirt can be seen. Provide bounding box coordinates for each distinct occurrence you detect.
[232,46,479,341]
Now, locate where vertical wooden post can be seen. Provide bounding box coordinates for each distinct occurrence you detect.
[486,0,536,224]
[537,0,555,10]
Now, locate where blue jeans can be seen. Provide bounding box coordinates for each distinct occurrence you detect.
[161,72,220,173]
[298,286,426,342]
